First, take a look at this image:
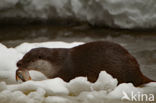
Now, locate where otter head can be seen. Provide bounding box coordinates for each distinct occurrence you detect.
[16,47,63,82]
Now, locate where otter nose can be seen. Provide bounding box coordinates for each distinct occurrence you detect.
[17,60,22,67]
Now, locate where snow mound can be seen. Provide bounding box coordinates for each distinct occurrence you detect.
[1,0,156,29]
[0,41,156,103]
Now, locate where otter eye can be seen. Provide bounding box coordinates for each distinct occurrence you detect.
[38,56,42,59]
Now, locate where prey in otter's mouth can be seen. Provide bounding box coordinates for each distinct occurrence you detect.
[16,69,31,82]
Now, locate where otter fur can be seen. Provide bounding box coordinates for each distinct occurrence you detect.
[16,41,155,86]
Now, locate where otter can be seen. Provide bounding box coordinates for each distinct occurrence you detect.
[16,41,155,86]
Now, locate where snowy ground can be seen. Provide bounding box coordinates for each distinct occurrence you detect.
[0,41,156,103]
[1,0,156,29]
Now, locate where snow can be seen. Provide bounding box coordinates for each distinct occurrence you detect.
[0,41,156,103]
[1,0,156,28]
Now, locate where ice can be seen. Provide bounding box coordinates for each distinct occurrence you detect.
[92,71,118,92]
[0,41,156,103]
[44,96,71,103]
[67,77,92,95]
[0,82,7,92]
[67,71,117,95]
[0,44,23,84]
[8,78,68,95]
[1,0,156,28]
[108,83,141,99]
[0,0,18,9]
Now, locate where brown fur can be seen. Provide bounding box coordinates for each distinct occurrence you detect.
[17,41,155,86]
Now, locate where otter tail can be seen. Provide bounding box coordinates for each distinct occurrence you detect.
[143,76,155,84]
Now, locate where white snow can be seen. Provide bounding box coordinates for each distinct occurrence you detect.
[0,41,156,103]
[1,0,156,28]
